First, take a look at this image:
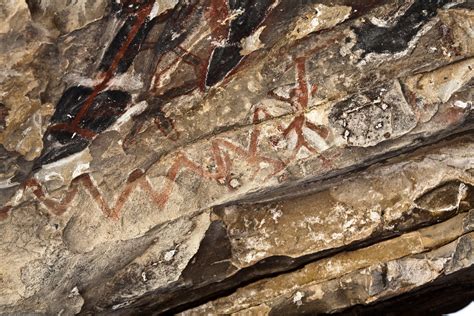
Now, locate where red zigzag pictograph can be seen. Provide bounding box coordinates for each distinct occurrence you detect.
[0,107,285,221]
[0,57,333,221]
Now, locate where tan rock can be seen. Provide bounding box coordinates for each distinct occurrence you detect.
[0,1,473,314]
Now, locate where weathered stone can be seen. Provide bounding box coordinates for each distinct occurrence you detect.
[0,0,473,315]
[187,211,474,315]
[26,0,109,35]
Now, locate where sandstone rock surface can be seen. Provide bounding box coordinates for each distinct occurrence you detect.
[0,0,473,315]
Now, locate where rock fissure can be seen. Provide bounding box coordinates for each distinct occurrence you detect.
[1,1,473,315]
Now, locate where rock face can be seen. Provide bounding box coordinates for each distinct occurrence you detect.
[0,0,473,315]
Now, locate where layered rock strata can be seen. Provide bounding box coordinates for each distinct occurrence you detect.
[0,0,473,315]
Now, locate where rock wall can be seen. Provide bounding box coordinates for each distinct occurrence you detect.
[0,0,473,315]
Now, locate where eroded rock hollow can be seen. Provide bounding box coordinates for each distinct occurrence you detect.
[0,0,473,315]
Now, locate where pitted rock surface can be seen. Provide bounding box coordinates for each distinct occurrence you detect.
[0,1,473,315]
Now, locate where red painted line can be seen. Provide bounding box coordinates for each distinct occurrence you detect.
[71,3,153,126]
[48,123,97,139]
[0,206,11,221]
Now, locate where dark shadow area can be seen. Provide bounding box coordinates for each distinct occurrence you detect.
[327,266,474,316]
